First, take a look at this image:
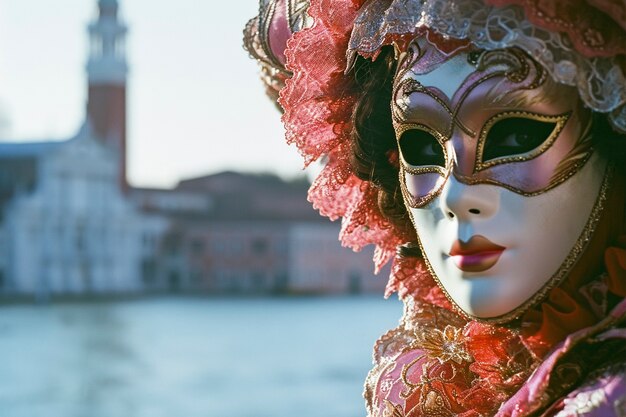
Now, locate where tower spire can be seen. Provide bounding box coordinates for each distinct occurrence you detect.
[87,0,127,84]
[86,0,128,190]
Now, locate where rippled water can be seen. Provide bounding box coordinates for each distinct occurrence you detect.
[0,296,401,417]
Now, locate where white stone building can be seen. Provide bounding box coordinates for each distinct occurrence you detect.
[0,126,141,297]
[0,0,149,298]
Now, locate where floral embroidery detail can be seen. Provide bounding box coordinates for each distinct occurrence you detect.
[555,389,607,416]
[366,298,539,417]
[415,325,472,365]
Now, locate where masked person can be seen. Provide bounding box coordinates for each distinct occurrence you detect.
[244,1,626,415]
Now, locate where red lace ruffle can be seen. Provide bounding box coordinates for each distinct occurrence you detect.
[384,254,452,310]
[280,0,409,270]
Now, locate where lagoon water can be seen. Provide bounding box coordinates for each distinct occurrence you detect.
[0,296,401,417]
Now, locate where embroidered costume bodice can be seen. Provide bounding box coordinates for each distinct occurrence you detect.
[365,253,626,416]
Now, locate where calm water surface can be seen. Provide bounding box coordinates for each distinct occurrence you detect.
[0,296,401,417]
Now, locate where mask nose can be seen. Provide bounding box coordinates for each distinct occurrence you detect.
[440,175,499,221]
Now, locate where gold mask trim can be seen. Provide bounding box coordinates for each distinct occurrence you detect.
[399,168,448,209]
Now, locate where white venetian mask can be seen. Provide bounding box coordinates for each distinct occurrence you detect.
[392,40,610,320]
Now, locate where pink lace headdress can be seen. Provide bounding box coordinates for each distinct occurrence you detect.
[244,0,626,299]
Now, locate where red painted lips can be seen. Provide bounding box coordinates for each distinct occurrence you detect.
[449,235,506,272]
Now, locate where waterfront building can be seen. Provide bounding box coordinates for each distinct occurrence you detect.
[0,0,386,298]
[132,172,387,295]
[289,223,389,294]
[0,0,139,298]
[0,125,141,297]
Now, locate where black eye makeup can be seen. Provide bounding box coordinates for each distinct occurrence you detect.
[483,117,556,160]
[475,111,570,172]
[397,127,446,170]
[396,124,449,208]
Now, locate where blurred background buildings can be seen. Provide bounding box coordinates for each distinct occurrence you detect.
[0,0,386,300]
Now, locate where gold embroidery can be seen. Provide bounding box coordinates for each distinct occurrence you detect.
[392,43,577,201]
[391,39,474,137]
[448,71,499,138]
[400,353,428,397]
[396,124,453,209]
[449,48,546,138]
[452,151,593,197]
[399,166,449,209]
[554,362,584,392]
[476,48,545,95]
[421,389,455,417]
[365,361,396,416]
[552,111,594,184]
[364,297,538,417]
[393,75,478,138]
[414,325,472,365]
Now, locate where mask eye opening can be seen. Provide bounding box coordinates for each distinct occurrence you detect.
[396,124,448,174]
[474,111,570,172]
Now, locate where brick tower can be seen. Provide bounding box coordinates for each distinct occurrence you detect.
[86,0,128,190]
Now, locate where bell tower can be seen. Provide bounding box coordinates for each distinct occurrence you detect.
[86,0,128,189]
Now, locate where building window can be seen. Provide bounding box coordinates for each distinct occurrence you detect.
[190,270,202,284]
[142,258,157,284]
[251,238,268,255]
[251,272,265,291]
[274,272,288,294]
[190,238,205,255]
[168,270,181,292]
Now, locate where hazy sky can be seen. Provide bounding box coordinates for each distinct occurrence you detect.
[0,0,305,188]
